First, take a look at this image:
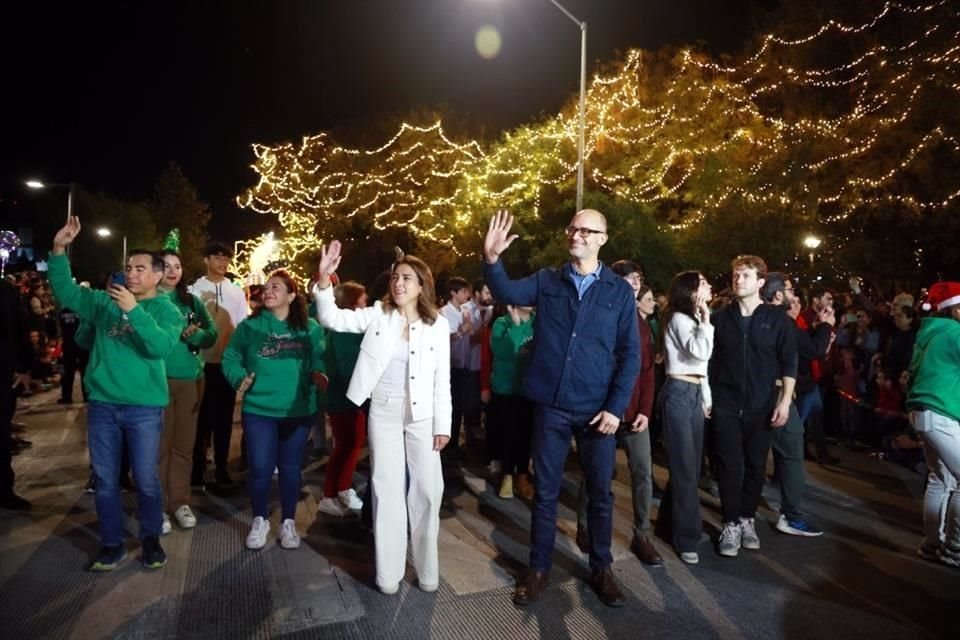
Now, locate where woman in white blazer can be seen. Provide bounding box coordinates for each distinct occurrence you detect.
[314,240,452,595]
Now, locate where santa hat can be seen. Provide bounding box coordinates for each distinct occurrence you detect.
[924,282,960,312]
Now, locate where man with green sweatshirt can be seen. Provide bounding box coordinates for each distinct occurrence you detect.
[908,281,960,568]
[48,216,184,571]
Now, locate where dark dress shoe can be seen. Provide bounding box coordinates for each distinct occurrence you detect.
[632,536,664,566]
[588,568,626,607]
[513,569,549,606]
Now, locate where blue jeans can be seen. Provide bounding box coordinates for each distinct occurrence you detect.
[243,412,312,520]
[87,401,165,546]
[531,405,616,572]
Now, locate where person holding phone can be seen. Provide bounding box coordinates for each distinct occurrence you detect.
[314,242,451,595]
[658,271,715,564]
[47,216,184,571]
[483,210,640,608]
[157,248,217,532]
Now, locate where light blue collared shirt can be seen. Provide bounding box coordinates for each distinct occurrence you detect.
[566,262,603,300]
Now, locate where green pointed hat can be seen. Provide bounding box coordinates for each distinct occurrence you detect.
[162,228,181,253]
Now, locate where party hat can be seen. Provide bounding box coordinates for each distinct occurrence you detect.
[163,228,181,253]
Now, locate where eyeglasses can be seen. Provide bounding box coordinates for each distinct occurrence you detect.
[565,226,606,238]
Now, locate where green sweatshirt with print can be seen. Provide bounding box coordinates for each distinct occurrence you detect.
[47,253,184,407]
[222,311,326,418]
[164,289,218,380]
[907,316,960,422]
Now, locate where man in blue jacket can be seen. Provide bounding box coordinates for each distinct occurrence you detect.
[484,209,640,607]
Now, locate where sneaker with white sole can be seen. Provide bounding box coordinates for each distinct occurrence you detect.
[161,513,172,536]
[776,515,823,537]
[680,551,700,565]
[739,517,760,550]
[174,505,197,529]
[318,497,348,516]
[246,516,270,550]
[718,522,742,557]
[378,581,399,595]
[279,519,300,549]
[338,488,363,510]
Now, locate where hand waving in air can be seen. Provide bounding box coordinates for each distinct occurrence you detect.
[484,210,519,264]
[317,240,343,289]
[52,216,82,254]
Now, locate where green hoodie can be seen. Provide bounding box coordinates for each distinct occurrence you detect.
[907,315,960,422]
[489,314,535,396]
[222,311,326,418]
[163,289,218,380]
[47,253,183,407]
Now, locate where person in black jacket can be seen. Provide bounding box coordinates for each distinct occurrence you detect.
[762,273,834,537]
[709,256,797,558]
[1,278,33,510]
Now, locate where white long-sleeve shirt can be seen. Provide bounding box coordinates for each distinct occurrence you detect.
[664,311,714,409]
[188,276,248,364]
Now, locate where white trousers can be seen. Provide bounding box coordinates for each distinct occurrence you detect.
[368,394,444,589]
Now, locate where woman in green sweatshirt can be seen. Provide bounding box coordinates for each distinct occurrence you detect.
[158,250,217,533]
[222,270,326,551]
[907,281,960,567]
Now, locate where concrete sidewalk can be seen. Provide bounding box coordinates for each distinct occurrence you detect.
[1,393,957,639]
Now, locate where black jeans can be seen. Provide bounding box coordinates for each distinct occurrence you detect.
[658,378,705,553]
[450,368,480,452]
[712,408,773,524]
[60,342,89,402]
[193,363,236,482]
[490,393,534,474]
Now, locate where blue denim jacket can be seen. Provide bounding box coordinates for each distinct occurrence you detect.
[484,260,641,418]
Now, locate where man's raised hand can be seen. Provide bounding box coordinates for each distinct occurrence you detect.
[52,216,82,254]
[484,210,518,264]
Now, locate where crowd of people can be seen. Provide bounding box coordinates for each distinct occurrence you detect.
[1,206,958,605]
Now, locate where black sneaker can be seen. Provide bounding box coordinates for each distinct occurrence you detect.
[214,472,237,490]
[84,475,97,494]
[141,535,167,569]
[88,545,127,571]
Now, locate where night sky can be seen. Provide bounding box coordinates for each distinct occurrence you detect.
[3,1,760,241]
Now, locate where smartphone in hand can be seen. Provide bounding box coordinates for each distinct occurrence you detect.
[109,272,126,287]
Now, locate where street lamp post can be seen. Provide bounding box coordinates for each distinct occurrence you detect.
[97,227,127,266]
[547,0,588,211]
[804,235,822,266]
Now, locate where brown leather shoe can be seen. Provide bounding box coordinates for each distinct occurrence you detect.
[575,527,590,554]
[632,535,664,566]
[588,567,626,607]
[514,473,535,500]
[513,569,549,606]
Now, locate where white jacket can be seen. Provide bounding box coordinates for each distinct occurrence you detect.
[314,285,452,437]
[188,276,249,364]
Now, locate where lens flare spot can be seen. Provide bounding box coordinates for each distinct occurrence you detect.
[475,25,502,60]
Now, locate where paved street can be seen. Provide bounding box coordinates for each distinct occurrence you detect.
[1,388,957,639]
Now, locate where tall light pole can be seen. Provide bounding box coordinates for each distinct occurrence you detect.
[26,179,76,257]
[97,227,127,266]
[804,235,822,267]
[547,0,587,211]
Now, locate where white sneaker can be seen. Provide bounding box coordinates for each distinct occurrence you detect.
[378,582,399,595]
[739,517,760,550]
[174,505,197,529]
[161,513,172,536]
[338,488,363,510]
[718,522,742,557]
[279,519,300,549]
[246,516,270,550]
[680,552,700,565]
[318,497,348,516]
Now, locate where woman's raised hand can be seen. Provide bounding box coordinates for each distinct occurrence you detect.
[317,240,343,289]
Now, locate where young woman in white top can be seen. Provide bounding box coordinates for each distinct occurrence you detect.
[659,270,714,565]
[314,241,451,595]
